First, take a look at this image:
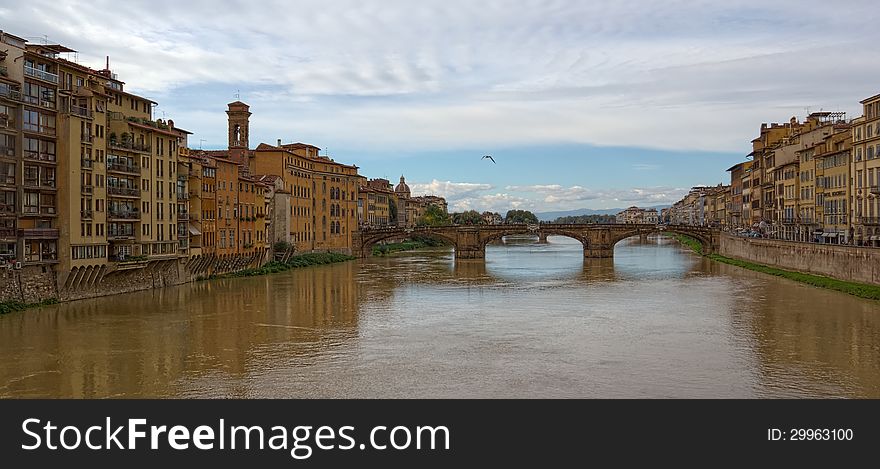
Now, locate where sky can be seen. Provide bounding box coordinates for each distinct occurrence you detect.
[4,0,880,213]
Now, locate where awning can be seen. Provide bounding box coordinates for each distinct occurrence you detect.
[827,233,839,237]
[871,236,880,241]
[822,233,832,238]
[188,224,202,236]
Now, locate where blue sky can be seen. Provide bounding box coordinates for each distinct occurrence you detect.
[4,0,879,212]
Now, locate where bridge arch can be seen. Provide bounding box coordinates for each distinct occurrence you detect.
[356,228,458,258]
[606,225,716,255]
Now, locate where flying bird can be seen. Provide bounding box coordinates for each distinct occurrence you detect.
[482,155,496,164]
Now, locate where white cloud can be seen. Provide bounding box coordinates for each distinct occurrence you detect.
[3,0,878,152]
[409,180,493,199]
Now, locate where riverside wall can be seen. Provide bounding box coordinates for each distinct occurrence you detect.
[719,234,880,285]
[0,251,268,304]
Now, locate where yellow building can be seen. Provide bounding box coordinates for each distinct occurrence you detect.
[357,178,395,227]
[852,93,880,246]
[815,128,852,244]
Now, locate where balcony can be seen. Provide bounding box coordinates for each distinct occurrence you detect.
[69,105,93,119]
[782,217,798,224]
[108,232,135,241]
[106,162,141,175]
[0,115,14,131]
[0,204,15,216]
[0,175,14,186]
[81,159,93,169]
[0,145,14,158]
[24,66,59,84]
[81,209,93,219]
[108,209,140,220]
[176,191,189,200]
[18,228,60,239]
[21,123,55,137]
[860,217,880,225]
[869,185,880,195]
[24,179,57,191]
[23,151,56,163]
[0,228,15,239]
[177,211,189,221]
[81,133,94,144]
[107,186,140,197]
[109,141,151,154]
[0,87,22,102]
[81,184,94,195]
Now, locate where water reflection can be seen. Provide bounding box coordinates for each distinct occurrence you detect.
[0,234,878,398]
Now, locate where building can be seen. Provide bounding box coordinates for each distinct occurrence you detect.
[392,175,447,227]
[357,178,396,228]
[852,93,880,246]
[0,31,196,275]
[615,206,657,224]
[210,102,363,254]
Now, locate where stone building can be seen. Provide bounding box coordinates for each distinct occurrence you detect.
[852,93,880,246]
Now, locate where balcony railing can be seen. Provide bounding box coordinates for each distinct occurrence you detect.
[176,192,189,200]
[0,87,22,101]
[24,179,56,189]
[108,232,135,240]
[81,133,94,143]
[24,66,59,84]
[22,123,55,137]
[106,162,141,174]
[81,185,94,194]
[107,186,140,197]
[177,211,189,220]
[860,217,880,225]
[69,105,93,119]
[0,115,14,130]
[23,151,56,163]
[81,159,93,169]
[0,204,15,215]
[0,146,14,158]
[0,228,15,239]
[18,228,60,239]
[108,209,140,220]
[109,141,151,153]
[0,175,14,185]
[869,186,880,195]
[81,209,93,219]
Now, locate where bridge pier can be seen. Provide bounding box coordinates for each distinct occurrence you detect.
[455,246,486,259]
[537,232,549,244]
[639,233,649,242]
[584,245,614,259]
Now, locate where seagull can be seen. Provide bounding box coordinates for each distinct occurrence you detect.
[482,155,496,164]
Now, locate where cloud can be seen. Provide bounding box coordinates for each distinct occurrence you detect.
[409,180,493,199]
[3,0,878,153]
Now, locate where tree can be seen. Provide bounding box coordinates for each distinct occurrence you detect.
[389,199,398,224]
[417,204,451,226]
[553,215,616,224]
[451,210,483,225]
[504,210,539,224]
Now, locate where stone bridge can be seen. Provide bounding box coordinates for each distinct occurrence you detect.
[353,224,720,259]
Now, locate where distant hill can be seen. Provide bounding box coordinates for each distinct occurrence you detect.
[536,205,670,221]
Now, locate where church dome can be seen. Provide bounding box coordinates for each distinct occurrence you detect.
[395,175,411,195]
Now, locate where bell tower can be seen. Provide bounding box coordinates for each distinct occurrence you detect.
[226,101,251,165]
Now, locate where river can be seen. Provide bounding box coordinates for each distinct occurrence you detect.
[1,235,878,398]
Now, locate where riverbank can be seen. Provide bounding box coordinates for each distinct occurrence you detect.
[670,233,880,300]
[0,298,59,315]
[373,236,448,256]
[203,252,355,280]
